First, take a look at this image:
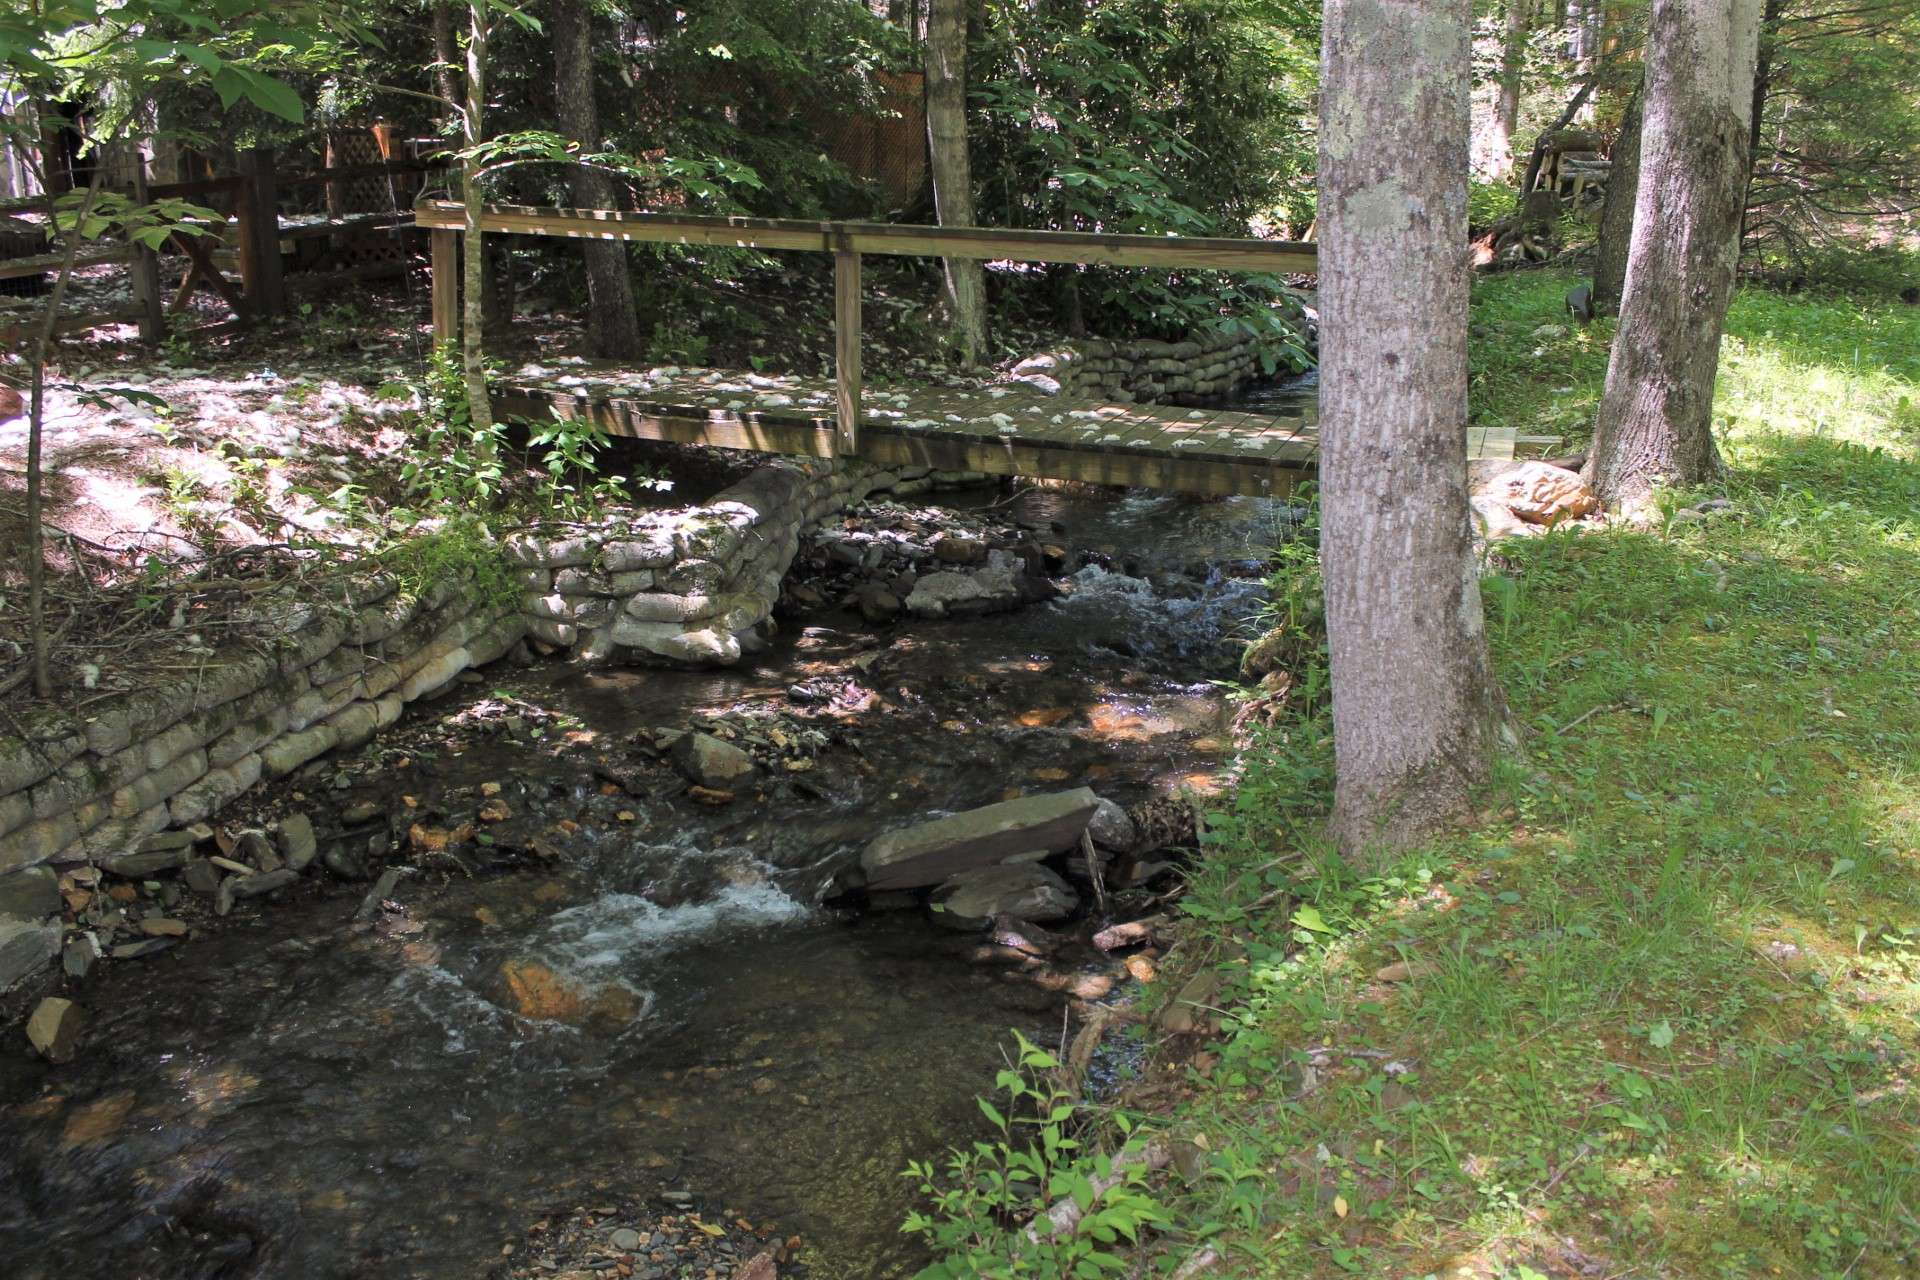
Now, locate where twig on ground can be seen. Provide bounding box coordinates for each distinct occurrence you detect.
[1552,702,1618,735]
[1169,1245,1222,1279]
[1083,828,1109,921]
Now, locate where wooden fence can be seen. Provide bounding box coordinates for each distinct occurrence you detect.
[0,147,446,348]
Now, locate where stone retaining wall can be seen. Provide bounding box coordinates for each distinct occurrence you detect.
[507,458,987,667]
[1009,307,1315,406]
[0,457,986,990]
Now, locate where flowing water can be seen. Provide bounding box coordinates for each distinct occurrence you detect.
[0,382,1313,1280]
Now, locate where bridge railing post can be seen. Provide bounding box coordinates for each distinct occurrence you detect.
[430,227,459,349]
[833,236,861,456]
[129,163,165,343]
[234,147,285,319]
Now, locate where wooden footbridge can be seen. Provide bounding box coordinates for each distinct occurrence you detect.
[418,202,1550,497]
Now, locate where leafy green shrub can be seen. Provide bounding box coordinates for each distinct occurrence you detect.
[903,1032,1169,1279]
[1748,240,1920,301]
[1468,178,1518,231]
[398,348,509,507]
[970,0,1318,345]
[373,514,519,613]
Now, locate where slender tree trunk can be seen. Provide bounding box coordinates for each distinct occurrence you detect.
[1585,0,1762,509]
[24,168,105,698]
[461,1,497,451]
[551,0,644,359]
[432,2,461,117]
[1592,81,1642,314]
[1491,0,1532,180]
[925,0,986,364]
[1738,0,1783,248]
[1319,0,1497,857]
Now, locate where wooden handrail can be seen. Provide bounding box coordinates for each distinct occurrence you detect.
[413,200,1318,274]
[280,158,449,187]
[147,174,248,200]
[0,246,131,280]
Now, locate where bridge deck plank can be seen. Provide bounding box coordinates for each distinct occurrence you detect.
[493,366,1545,498]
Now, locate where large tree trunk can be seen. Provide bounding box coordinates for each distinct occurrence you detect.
[925,0,986,364]
[461,1,497,452]
[1585,0,1762,509]
[551,0,644,359]
[1319,0,1497,857]
[1490,0,1532,180]
[1591,81,1642,314]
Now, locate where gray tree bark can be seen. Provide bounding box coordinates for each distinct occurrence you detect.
[1490,0,1532,180]
[925,0,986,364]
[551,0,644,359]
[1586,0,1762,508]
[1319,0,1497,857]
[1592,82,1642,314]
[432,2,461,117]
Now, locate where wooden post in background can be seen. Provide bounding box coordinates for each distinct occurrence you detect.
[833,241,861,455]
[430,228,459,348]
[234,147,285,319]
[128,162,165,342]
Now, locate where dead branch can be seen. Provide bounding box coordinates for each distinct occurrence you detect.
[1024,1138,1173,1245]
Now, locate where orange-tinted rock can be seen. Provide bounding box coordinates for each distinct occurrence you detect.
[495,958,646,1030]
[1487,461,1598,526]
[497,958,592,1022]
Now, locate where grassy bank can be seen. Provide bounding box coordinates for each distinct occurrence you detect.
[910,277,1920,1279]
[1170,277,1920,1278]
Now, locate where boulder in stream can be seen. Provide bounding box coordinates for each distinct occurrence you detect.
[26,996,85,1062]
[671,731,758,790]
[0,917,60,991]
[904,555,1026,619]
[861,788,1100,890]
[931,864,1077,929]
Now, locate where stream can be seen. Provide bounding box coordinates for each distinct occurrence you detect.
[0,383,1311,1280]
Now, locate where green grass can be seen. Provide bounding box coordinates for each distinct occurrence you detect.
[1128,280,1920,1279]
[1467,271,1920,459]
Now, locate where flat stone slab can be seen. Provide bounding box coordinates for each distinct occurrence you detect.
[861,788,1101,891]
[931,863,1078,928]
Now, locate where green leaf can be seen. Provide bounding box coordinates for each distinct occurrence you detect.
[1648,1020,1675,1049]
[232,66,305,122]
[1292,903,1334,934]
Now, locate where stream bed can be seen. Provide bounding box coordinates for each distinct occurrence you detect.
[0,458,1308,1279]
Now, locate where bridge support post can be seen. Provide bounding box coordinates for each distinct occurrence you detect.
[129,163,165,343]
[430,228,459,349]
[833,241,861,456]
